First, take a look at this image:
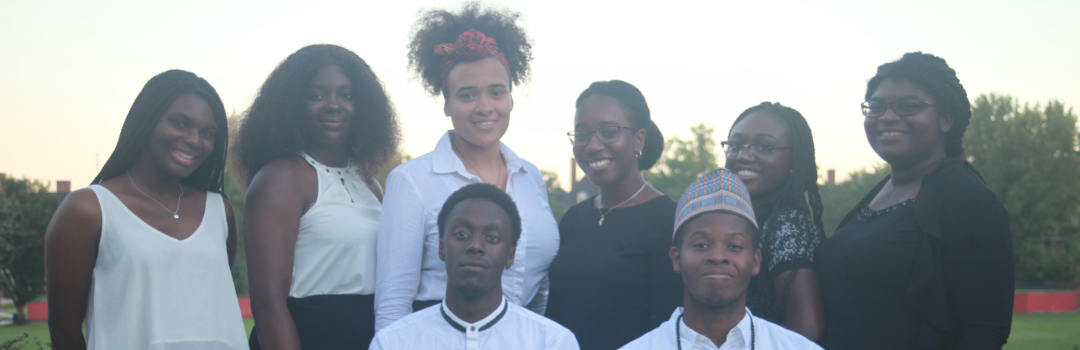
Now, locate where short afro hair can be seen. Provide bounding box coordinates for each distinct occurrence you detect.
[407,1,533,99]
[437,183,522,246]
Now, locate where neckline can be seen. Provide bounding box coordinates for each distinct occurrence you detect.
[588,193,668,210]
[440,298,509,333]
[860,198,915,219]
[94,184,210,242]
[676,307,755,349]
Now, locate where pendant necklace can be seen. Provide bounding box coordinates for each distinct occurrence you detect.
[676,313,754,350]
[596,182,648,226]
[453,142,505,188]
[127,171,183,219]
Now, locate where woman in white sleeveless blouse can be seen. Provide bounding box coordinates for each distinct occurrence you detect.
[236,45,400,350]
[45,70,247,350]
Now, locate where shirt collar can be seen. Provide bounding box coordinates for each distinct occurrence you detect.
[440,296,509,333]
[673,307,755,349]
[431,131,526,176]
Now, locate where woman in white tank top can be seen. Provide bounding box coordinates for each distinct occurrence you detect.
[236,45,400,349]
[44,70,248,349]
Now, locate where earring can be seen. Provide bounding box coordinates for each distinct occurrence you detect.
[635,151,642,158]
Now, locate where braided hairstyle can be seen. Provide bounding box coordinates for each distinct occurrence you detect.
[575,80,665,170]
[407,1,533,99]
[866,52,983,178]
[730,102,825,322]
[730,102,825,241]
[237,44,400,184]
[93,70,228,193]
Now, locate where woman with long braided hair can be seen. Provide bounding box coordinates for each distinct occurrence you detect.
[723,102,825,341]
[817,52,1013,349]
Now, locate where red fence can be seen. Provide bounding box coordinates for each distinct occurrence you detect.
[25,296,255,321]
[1013,289,1080,313]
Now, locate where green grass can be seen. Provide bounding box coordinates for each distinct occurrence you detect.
[0,313,1076,348]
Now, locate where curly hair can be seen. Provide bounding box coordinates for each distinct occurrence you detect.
[575,80,665,170]
[93,70,228,193]
[866,52,971,159]
[729,102,825,241]
[237,44,400,183]
[407,1,533,98]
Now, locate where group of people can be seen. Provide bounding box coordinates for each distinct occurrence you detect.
[42,2,1015,350]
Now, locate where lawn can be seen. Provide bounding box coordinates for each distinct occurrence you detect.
[1,313,1077,348]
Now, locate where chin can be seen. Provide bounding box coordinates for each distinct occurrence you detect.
[452,282,496,301]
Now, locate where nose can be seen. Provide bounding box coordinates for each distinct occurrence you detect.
[325,93,343,113]
[466,236,485,256]
[475,94,495,115]
[583,132,606,153]
[735,147,755,163]
[705,248,731,266]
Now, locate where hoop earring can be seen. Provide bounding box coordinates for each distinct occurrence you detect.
[635,151,642,158]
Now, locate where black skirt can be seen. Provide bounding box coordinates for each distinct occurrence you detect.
[249,294,375,350]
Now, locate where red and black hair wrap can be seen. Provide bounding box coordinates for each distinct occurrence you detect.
[434,29,510,83]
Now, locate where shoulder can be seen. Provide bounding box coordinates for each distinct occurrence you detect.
[389,151,436,176]
[617,325,665,350]
[753,315,823,349]
[763,206,816,232]
[378,304,440,334]
[250,156,312,189]
[508,303,572,334]
[924,162,1004,217]
[56,187,103,222]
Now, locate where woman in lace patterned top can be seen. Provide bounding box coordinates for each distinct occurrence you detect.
[722,102,826,342]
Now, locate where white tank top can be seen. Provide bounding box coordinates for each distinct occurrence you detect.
[86,185,248,350]
[289,152,381,297]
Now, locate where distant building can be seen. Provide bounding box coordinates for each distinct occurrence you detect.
[550,159,600,211]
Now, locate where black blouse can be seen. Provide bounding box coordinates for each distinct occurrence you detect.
[817,160,1015,349]
[546,195,682,350]
[746,206,823,323]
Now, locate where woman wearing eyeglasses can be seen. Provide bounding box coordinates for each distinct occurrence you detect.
[722,102,825,342]
[546,80,681,350]
[816,52,1014,349]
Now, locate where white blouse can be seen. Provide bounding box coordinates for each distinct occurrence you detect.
[86,185,248,350]
[370,297,579,350]
[289,152,381,297]
[374,131,560,331]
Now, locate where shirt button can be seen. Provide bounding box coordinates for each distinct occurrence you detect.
[470,326,476,331]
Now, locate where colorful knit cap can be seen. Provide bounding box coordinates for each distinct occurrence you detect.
[673,168,757,241]
[435,29,511,84]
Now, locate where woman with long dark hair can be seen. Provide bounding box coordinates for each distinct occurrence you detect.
[45,70,247,349]
[722,102,825,340]
[238,44,399,349]
[546,80,682,350]
[817,52,1014,349]
[375,2,559,332]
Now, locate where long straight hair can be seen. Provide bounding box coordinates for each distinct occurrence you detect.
[92,70,228,193]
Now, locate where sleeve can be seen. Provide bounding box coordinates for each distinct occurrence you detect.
[650,219,683,326]
[374,169,427,332]
[367,333,386,350]
[939,186,1014,349]
[526,274,550,315]
[764,209,822,274]
[555,327,582,350]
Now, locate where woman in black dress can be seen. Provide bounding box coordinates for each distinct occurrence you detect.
[547,80,682,350]
[817,52,1014,349]
[723,102,825,341]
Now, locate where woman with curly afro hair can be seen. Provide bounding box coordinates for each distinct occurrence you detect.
[374,1,560,333]
[817,52,1014,349]
[237,44,400,349]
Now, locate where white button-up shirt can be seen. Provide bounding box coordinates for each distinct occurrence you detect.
[375,131,561,331]
[370,297,579,350]
[619,307,823,350]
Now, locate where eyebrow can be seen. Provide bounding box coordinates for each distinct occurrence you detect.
[870,95,922,101]
[728,132,780,142]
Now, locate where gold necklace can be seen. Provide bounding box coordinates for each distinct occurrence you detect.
[453,142,505,187]
[597,182,648,226]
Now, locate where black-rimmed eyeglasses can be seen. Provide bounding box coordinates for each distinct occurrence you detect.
[720,141,789,159]
[861,98,935,118]
[567,126,639,146]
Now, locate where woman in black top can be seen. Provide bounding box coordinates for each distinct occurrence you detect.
[723,102,825,341]
[547,80,681,350]
[817,52,1014,349]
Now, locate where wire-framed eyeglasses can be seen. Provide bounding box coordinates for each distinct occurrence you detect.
[861,98,935,118]
[567,126,639,146]
[720,141,790,159]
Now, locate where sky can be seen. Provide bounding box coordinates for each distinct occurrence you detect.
[2,0,1078,191]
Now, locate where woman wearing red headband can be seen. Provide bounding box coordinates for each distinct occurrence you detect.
[374,3,559,332]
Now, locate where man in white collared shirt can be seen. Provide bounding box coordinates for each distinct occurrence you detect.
[371,184,577,350]
[621,169,821,350]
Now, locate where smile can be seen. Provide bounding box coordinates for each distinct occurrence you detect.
[588,159,611,169]
[474,120,497,130]
[879,131,907,137]
[736,169,761,177]
[173,149,196,160]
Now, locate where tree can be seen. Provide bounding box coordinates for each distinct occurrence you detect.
[818,164,889,236]
[541,170,569,221]
[644,123,720,199]
[223,169,249,295]
[965,94,1080,284]
[0,177,59,324]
